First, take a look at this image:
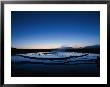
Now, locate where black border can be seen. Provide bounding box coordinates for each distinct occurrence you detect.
[1,0,109,86]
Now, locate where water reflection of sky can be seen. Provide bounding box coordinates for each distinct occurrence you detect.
[12,52,99,64]
[11,52,100,77]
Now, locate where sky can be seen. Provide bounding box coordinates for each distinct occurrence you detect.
[11,11,100,49]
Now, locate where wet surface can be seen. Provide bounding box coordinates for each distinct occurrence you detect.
[11,52,100,77]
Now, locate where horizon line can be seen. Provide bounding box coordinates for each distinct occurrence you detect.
[11,44,100,49]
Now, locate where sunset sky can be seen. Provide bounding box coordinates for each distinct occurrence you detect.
[11,11,100,49]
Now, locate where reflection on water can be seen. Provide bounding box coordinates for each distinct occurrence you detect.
[11,52,100,77]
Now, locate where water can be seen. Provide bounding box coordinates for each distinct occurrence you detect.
[11,52,100,77]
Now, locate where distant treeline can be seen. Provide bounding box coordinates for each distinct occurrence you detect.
[11,47,100,55]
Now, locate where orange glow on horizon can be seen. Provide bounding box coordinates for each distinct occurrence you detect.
[17,44,61,49]
[16,44,86,49]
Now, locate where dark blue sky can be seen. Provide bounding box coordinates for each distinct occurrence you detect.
[11,11,100,49]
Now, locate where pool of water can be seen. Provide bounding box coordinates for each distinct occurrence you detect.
[11,52,100,77]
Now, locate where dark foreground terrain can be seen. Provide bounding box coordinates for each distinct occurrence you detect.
[11,63,100,77]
